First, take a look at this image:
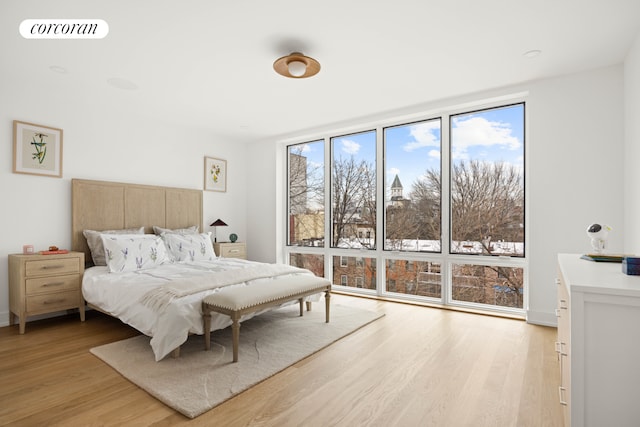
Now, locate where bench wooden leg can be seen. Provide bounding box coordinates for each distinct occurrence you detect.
[203,306,212,351]
[325,288,331,323]
[171,346,180,358]
[231,314,240,363]
[306,300,312,311]
[299,298,304,316]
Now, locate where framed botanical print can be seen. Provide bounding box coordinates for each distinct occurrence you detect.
[204,156,227,192]
[13,120,63,178]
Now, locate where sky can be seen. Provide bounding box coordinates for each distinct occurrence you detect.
[290,103,524,201]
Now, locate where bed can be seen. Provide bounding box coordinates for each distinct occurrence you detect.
[71,179,320,361]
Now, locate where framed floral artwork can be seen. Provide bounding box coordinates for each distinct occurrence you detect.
[204,156,227,192]
[13,120,63,178]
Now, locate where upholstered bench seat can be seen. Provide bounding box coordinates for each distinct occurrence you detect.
[202,275,331,362]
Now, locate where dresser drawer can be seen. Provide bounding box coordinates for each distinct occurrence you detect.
[25,258,80,277]
[26,290,80,313]
[26,274,80,295]
[219,244,246,258]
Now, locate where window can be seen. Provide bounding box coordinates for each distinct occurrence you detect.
[451,263,523,309]
[386,260,441,298]
[289,253,324,277]
[333,255,377,291]
[384,119,441,252]
[331,130,377,250]
[287,140,324,247]
[284,100,526,315]
[450,104,524,257]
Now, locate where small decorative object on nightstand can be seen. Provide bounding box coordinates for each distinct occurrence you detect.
[214,241,246,260]
[229,233,238,243]
[8,251,85,334]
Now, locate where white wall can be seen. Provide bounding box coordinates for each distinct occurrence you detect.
[247,65,625,326]
[526,66,624,324]
[0,73,248,327]
[625,31,640,254]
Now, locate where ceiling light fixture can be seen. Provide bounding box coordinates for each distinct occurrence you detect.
[273,52,320,79]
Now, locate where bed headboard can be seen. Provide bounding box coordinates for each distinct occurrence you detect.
[71,178,203,264]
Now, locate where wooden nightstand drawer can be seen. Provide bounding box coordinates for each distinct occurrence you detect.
[214,242,247,259]
[26,274,80,295]
[26,290,80,313]
[25,258,80,277]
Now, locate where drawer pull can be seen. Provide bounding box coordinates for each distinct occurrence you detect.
[229,249,240,253]
[43,298,66,305]
[558,386,568,406]
[43,281,65,287]
[41,265,64,270]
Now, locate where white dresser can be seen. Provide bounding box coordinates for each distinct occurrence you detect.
[557,253,640,427]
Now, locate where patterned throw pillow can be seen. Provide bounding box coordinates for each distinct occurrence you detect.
[101,234,171,273]
[162,232,216,262]
[83,227,145,266]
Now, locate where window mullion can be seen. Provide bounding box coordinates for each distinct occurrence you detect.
[441,113,452,305]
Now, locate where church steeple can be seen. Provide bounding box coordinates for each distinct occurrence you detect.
[391,174,403,200]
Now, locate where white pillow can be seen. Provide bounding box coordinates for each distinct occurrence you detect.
[101,234,171,273]
[83,227,145,266]
[162,232,216,262]
[152,225,199,235]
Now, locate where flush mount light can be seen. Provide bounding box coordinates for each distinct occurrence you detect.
[273,52,320,78]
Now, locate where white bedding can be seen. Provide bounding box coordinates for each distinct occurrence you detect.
[82,258,316,361]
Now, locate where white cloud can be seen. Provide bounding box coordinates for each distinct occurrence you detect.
[388,167,400,176]
[299,144,312,153]
[403,121,440,152]
[451,116,521,160]
[341,139,360,155]
[428,149,440,160]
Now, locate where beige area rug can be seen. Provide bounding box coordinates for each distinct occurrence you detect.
[90,304,384,418]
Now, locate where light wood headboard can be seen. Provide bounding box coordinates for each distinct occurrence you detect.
[72,179,203,264]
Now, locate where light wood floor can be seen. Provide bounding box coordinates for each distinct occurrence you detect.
[0,294,563,426]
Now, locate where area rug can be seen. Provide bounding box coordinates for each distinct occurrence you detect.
[90,304,383,418]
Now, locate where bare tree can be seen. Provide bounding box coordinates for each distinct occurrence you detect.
[409,169,441,241]
[331,156,376,248]
[450,160,523,255]
[385,204,420,250]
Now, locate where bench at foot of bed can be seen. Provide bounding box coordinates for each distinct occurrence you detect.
[202,275,331,362]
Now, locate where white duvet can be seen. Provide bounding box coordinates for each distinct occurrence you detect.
[82,258,316,361]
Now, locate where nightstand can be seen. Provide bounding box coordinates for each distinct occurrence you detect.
[214,242,247,260]
[8,251,85,334]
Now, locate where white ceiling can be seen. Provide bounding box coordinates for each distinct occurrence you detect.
[2,0,639,143]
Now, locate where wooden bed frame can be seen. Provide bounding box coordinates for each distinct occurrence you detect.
[71,178,203,264]
[71,178,204,357]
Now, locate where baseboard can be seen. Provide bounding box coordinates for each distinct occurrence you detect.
[526,309,557,327]
[0,310,8,328]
